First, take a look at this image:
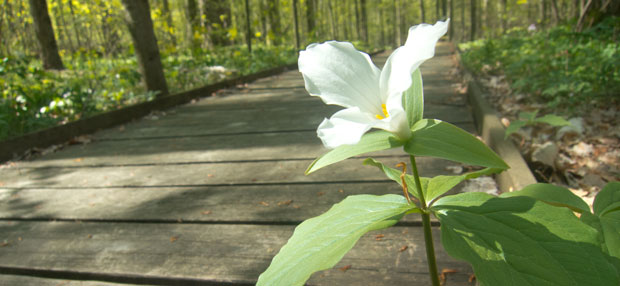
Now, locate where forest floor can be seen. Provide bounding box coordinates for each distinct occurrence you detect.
[466,69,620,208]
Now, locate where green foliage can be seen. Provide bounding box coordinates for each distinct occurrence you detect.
[504,110,571,138]
[460,17,620,108]
[0,45,296,140]
[432,190,620,286]
[257,194,416,286]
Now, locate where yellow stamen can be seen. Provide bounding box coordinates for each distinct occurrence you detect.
[375,104,389,120]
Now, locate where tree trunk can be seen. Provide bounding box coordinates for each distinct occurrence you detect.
[162,0,177,46]
[540,0,548,28]
[186,0,200,51]
[306,0,315,40]
[267,0,281,45]
[420,0,426,23]
[67,0,82,50]
[550,0,562,23]
[470,0,476,41]
[436,0,440,20]
[245,0,252,52]
[203,0,231,47]
[360,0,368,44]
[501,0,507,33]
[292,0,300,50]
[449,0,453,40]
[442,0,447,18]
[394,0,401,46]
[121,0,169,96]
[28,0,64,70]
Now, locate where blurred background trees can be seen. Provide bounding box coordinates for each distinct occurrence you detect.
[0,0,617,140]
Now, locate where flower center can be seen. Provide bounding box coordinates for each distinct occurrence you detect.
[375,104,389,120]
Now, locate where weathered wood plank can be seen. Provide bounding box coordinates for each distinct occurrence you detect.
[0,221,473,285]
[0,275,141,286]
[0,157,467,188]
[14,120,475,167]
[0,182,466,223]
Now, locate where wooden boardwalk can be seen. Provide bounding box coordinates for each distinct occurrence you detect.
[0,42,479,285]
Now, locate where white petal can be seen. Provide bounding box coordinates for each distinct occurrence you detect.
[317,107,374,149]
[379,20,449,103]
[299,41,382,114]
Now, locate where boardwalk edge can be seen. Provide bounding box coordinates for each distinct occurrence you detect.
[454,44,537,193]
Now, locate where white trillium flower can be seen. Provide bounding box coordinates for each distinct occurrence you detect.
[298,20,449,149]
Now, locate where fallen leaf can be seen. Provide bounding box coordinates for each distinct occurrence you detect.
[201,210,212,215]
[170,236,178,243]
[399,245,408,252]
[73,158,83,163]
[277,200,293,206]
[338,189,344,193]
[338,265,352,272]
[468,274,476,283]
[317,191,325,196]
[375,234,385,241]
[259,201,269,206]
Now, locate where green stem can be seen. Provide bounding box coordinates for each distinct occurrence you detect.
[422,212,441,286]
[410,155,440,286]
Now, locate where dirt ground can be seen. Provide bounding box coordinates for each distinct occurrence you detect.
[460,62,619,208]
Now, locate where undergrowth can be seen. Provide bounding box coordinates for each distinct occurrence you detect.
[0,45,297,140]
[459,17,620,110]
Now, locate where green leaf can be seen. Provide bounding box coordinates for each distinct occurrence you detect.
[404,119,509,169]
[306,131,404,174]
[534,114,571,127]
[257,194,415,286]
[402,68,424,127]
[500,183,591,213]
[362,158,425,200]
[504,120,527,138]
[594,182,620,216]
[600,211,620,267]
[426,168,502,206]
[432,192,619,286]
[518,110,538,122]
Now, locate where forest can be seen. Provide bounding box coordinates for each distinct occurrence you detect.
[0,0,618,140]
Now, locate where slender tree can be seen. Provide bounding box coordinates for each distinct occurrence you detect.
[186,0,200,51]
[293,0,300,50]
[449,0,453,40]
[162,0,177,46]
[121,0,169,96]
[420,0,426,23]
[29,0,64,70]
[306,0,316,40]
[267,0,281,45]
[471,0,477,41]
[360,0,369,44]
[245,0,252,52]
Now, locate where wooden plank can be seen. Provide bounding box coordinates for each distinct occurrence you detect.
[0,221,473,285]
[0,182,466,223]
[0,275,140,286]
[0,157,467,188]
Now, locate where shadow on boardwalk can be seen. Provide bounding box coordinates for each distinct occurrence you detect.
[0,42,477,285]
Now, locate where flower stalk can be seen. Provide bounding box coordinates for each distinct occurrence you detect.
[410,155,440,286]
